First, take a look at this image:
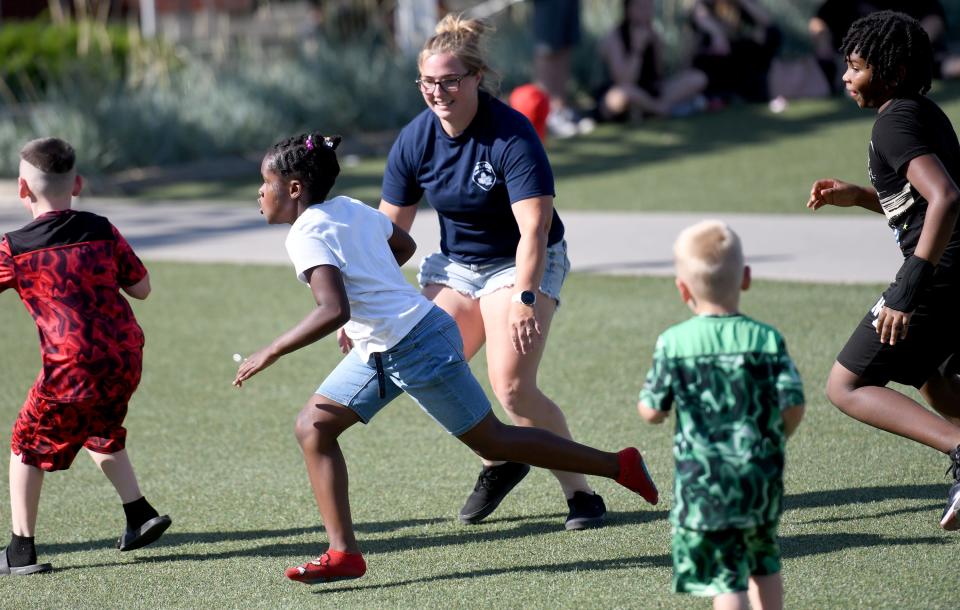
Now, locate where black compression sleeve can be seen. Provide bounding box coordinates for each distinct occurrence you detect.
[882,254,935,312]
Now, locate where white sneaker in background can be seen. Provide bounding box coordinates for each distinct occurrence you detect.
[547,107,595,138]
[546,108,580,139]
[576,115,596,135]
[769,95,789,114]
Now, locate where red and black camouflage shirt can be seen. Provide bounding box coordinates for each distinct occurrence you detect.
[0,209,147,401]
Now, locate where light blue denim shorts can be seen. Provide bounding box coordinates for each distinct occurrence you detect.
[316,307,492,436]
[417,239,571,303]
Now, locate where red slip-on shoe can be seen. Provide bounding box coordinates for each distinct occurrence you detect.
[285,550,366,584]
[616,447,659,505]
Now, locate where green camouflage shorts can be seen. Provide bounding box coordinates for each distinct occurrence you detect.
[672,522,781,596]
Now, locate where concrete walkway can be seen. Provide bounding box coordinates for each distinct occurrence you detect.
[0,196,902,284]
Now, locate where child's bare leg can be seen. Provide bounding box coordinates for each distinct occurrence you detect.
[9,453,43,536]
[87,448,169,552]
[748,573,784,610]
[294,395,361,553]
[921,371,960,427]
[86,449,142,503]
[826,362,960,453]
[713,592,749,610]
[457,413,618,477]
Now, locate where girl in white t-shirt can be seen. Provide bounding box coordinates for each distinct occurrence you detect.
[233,132,660,585]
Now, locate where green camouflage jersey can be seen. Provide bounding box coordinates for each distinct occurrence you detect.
[639,313,804,531]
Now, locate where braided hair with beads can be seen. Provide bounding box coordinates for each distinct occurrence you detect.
[265,133,343,203]
[840,10,933,97]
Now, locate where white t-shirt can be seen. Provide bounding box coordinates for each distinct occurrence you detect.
[285,196,433,361]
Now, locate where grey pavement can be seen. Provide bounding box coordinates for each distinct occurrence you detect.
[0,195,902,284]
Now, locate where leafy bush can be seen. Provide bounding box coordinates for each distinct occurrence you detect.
[0,31,424,177]
[0,19,135,98]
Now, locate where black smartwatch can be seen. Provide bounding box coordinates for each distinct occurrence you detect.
[511,290,537,306]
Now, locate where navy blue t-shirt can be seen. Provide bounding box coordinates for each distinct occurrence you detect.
[382,91,563,264]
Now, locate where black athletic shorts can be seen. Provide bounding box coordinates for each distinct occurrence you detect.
[837,283,960,389]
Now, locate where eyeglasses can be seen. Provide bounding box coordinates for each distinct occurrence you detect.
[415,73,472,94]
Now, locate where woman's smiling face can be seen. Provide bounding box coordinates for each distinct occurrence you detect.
[418,52,481,134]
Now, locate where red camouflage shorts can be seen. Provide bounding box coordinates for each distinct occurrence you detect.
[11,384,135,472]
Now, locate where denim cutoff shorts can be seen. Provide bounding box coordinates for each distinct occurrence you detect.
[316,307,492,436]
[417,240,571,303]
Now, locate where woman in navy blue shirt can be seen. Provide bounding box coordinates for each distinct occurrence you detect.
[378,14,606,530]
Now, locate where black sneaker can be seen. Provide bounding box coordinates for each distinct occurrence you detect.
[458,462,530,524]
[564,491,606,531]
[942,481,960,530]
[941,445,960,530]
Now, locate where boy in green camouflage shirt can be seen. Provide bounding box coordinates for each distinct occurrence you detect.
[638,220,805,610]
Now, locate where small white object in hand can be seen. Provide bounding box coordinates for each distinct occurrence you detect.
[233,353,243,363]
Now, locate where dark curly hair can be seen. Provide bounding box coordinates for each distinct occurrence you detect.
[840,10,933,97]
[265,132,342,203]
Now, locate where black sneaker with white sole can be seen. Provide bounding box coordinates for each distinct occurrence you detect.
[458,462,530,524]
[941,445,960,530]
[941,481,960,530]
[565,491,606,531]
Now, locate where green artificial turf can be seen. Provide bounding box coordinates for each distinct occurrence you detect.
[129,80,960,216]
[0,263,955,608]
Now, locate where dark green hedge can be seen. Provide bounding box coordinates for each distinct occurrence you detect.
[0,19,132,97]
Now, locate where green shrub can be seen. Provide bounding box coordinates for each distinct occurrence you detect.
[0,18,136,99]
[0,31,424,177]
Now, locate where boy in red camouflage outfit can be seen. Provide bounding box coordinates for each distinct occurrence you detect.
[0,138,170,575]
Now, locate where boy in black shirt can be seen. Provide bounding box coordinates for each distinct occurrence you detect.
[807,10,960,530]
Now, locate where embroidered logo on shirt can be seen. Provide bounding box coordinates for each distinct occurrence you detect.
[472,161,496,191]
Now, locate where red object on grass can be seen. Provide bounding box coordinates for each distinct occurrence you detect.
[616,447,659,505]
[285,550,367,584]
[509,84,551,141]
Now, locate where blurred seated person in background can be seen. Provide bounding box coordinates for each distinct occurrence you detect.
[595,0,708,121]
[688,0,782,105]
[810,0,959,89]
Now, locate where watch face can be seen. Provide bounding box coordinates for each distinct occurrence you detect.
[520,290,536,306]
